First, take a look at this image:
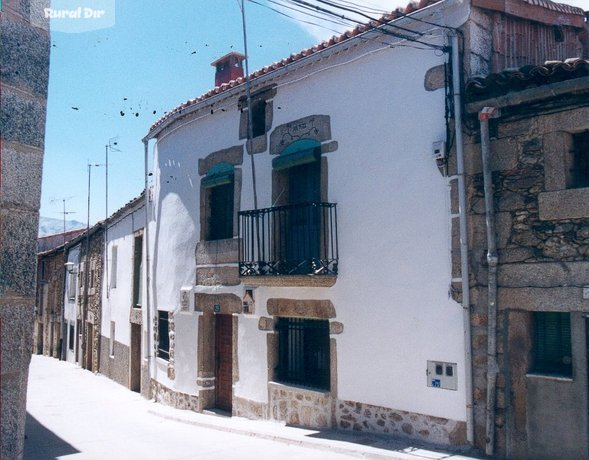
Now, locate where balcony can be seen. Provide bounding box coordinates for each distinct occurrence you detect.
[239,202,338,282]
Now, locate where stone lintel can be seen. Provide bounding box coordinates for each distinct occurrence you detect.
[498,261,589,288]
[195,293,241,314]
[539,188,589,220]
[258,316,274,331]
[198,145,243,176]
[195,238,239,265]
[241,275,336,288]
[498,287,589,311]
[267,298,335,319]
[196,266,240,286]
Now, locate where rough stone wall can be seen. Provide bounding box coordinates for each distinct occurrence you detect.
[35,251,65,358]
[458,103,589,456]
[268,383,332,428]
[99,336,130,388]
[337,400,467,446]
[150,380,199,411]
[233,396,266,420]
[0,0,50,458]
[79,228,104,373]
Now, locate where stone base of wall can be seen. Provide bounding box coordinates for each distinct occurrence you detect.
[151,379,199,411]
[337,400,467,446]
[234,396,267,420]
[141,363,151,399]
[99,336,130,388]
[269,382,332,428]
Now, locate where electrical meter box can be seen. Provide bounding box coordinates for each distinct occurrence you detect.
[427,361,457,390]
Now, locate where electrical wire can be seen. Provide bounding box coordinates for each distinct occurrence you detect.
[282,0,445,50]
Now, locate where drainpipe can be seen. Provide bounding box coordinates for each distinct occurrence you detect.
[451,32,474,446]
[479,106,500,456]
[143,140,153,379]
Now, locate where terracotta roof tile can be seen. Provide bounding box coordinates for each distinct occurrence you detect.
[148,0,585,135]
[465,58,589,101]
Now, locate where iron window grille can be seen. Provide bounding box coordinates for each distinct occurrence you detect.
[157,311,170,361]
[532,311,572,376]
[275,317,330,390]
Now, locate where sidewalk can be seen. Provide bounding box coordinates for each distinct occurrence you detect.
[148,403,480,460]
[26,355,481,460]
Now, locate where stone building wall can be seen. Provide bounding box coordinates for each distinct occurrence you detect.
[0,0,50,458]
[99,336,130,388]
[34,250,66,359]
[457,98,589,457]
[79,228,105,373]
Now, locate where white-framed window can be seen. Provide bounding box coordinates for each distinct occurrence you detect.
[110,245,118,289]
[110,321,116,357]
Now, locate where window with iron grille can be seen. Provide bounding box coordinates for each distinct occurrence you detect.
[157,311,170,361]
[276,317,330,390]
[532,311,572,376]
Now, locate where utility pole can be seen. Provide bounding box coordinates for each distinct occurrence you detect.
[104,137,120,297]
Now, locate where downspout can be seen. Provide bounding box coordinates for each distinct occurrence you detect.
[479,107,500,456]
[143,140,153,378]
[451,32,474,446]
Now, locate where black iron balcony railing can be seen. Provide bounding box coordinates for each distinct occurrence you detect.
[239,202,338,276]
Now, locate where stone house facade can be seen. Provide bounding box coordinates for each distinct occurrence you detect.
[459,60,589,458]
[73,224,105,374]
[34,246,66,358]
[137,0,589,453]
[0,0,50,458]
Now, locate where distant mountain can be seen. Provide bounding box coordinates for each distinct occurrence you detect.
[39,216,85,237]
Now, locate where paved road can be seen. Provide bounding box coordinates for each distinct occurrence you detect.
[25,356,364,460]
[25,355,477,460]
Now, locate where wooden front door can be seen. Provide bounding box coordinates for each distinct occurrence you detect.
[130,323,141,392]
[215,314,233,412]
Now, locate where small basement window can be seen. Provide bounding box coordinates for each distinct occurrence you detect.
[157,311,170,361]
[568,131,589,189]
[531,312,572,377]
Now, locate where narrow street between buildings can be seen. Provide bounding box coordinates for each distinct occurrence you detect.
[25,355,478,460]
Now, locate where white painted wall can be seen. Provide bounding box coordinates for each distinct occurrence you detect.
[149,6,469,422]
[100,202,145,351]
[64,243,81,364]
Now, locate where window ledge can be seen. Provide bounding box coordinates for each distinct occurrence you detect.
[240,275,336,288]
[526,372,573,382]
[539,187,589,220]
[268,381,330,396]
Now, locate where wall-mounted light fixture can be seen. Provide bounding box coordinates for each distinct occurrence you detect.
[64,262,76,274]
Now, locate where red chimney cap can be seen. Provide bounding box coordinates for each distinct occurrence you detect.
[211,51,246,67]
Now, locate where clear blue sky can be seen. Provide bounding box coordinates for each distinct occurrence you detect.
[40,0,589,227]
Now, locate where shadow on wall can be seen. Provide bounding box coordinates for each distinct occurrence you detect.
[23,413,80,460]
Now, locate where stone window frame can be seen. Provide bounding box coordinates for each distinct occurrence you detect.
[132,230,143,309]
[156,310,170,361]
[198,146,243,243]
[261,298,343,397]
[238,85,276,154]
[539,129,589,220]
[529,311,572,377]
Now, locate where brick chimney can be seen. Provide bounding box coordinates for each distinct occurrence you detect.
[211,52,245,87]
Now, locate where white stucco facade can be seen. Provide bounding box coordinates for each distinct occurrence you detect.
[145,0,471,445]
[63,243,81,364]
